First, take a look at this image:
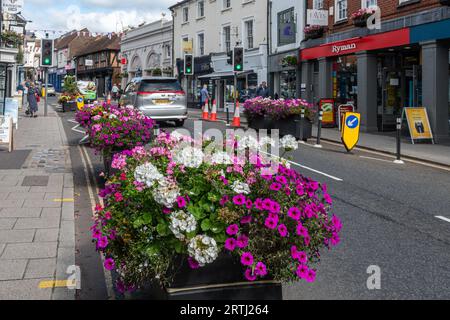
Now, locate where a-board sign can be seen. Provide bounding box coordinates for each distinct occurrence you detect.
[4,98,19,129]
[341,112,361,152]
[404,107,434,144]
[319,99,335,127]
[337,104,355,131]
[0,116,14,152]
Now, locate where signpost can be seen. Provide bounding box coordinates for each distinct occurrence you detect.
[341,112,361,152]
[319,98,335,127]
[0,116,13,152]
[404,107,434,144]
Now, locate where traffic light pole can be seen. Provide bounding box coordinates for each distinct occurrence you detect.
[44,67,48,117]
[233,72,237,117]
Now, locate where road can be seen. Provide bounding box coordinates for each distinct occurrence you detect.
[51,97,450,300]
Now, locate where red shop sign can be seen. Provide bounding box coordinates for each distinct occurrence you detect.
[300,28,410,60]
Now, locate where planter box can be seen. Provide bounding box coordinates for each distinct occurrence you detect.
[353,17,368,27]
[61,101,76,112]
[305,29,324,40]
[130,253,282,300]
[247,115,271,131]
[271,117,313,142]
[440,0,450,5]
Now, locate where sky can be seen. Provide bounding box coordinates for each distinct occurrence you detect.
[22,0,177,37]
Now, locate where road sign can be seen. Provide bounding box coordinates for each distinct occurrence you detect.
[341,112,361,152]
[404,107,434,144]
[76,96,85,110]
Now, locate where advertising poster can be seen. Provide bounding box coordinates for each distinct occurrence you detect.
[404,107,434,143]
[319,99,335,127]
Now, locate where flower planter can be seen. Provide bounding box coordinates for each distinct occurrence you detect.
[247,115,272,131]
[61,101,76,112]
[440,0,450,5]
[272,117,312,141]
[131,253,282,300]
[305,29,324,40]
[102,150,121,177]
[353,17,368,27]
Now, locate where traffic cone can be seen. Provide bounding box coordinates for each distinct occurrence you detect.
[232,102,241,127]
[209,99,217,121]
[107,93,111,105]
[202,99,209,120]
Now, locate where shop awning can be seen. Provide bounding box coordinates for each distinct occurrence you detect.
[197,70,254,80]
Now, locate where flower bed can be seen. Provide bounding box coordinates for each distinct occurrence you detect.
[91,131,342,294]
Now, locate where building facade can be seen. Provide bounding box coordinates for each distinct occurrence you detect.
[120,18,173,89]
[268,0,306,99]
[300,0,450,141]
[170,0,268,110]
[75,35,121,98]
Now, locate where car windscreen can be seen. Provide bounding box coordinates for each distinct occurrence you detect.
[139,80,182,92]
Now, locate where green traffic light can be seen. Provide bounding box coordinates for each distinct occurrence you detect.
[236,65,242,70]
[187,68,191,73]
[44,58,50,65]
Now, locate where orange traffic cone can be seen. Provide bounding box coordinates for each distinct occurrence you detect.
[209,99,217,121]
[202,99,209,120]
[232,102,241,127]
[107,93,111,105]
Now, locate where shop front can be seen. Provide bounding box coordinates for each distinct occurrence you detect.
[268,50,300,99]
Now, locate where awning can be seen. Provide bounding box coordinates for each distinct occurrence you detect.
[197,70,254,80]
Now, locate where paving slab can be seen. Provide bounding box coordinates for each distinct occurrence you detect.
[0,193,8,200]
[0,218,17,229]
[34,228,60,242]
[0,242,57,260]
[0,259,28,280]
[0,229,35,243]
[23,199,62,208]
[14,214,60,230]
[0,208,42,218]
[0,278,52,300]
[0,199,25,208]
[7,192,45,200]
[24,258,56,279]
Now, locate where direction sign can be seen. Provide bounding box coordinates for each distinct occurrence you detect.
[76,96,85,110]
[341,112,361,152]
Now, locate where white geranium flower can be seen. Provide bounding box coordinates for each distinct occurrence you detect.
[280,135,298,150]
[134,162,164,187]
[188,235,219,267]
[170,131,184,142]
[109,114,117,119]
[236,135,259,151]
[210,151,232,165]
[172,145,204,168]
[169,210,197,240]
[231,180,251,195]
[153,177,180,208]
[258,136,275,149]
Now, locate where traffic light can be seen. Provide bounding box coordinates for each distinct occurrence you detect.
[226,51,233,65]
[233,47,244,72]
[184,54,194,75]
[41,39,54,67]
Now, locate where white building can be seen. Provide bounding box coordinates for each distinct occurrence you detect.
[170,0,268,110]
[120,19,173,88]
[268,0,305,99]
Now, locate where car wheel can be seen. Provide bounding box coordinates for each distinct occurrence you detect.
[174,120,185,127]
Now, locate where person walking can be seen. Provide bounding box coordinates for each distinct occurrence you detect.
[26,83,39,118]
[111,83,119,101]
[200,84,210,109]
[256,81,269,98]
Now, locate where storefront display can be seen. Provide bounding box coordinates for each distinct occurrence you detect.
[279,70,297,99]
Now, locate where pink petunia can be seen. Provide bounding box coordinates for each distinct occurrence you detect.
[278,224,288,237]
[296,264,308,279]
[233,195,246,206]
[104,258,115,271]
[255,262,268,277]
[236,235,249,248]
[296,224,309,237]
[114,192,123,202]
[240,252,254,266]
[226,224,239,236]
[264,217,278,230]
[240,216,252,225]
[244,269,257,281]
[305,269,316,283]
[288,207,301,221]
[177,196,187,208]
[188,257,200,269]
[224,238,237,251]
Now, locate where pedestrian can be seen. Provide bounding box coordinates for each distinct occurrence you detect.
[26,82,39,118]
[111,83,119,101]
[256,81,269,98]
[200,84,210,109]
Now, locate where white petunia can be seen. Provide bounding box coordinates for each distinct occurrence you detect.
[280,135,298,150]
[209,151,232,165]
[134,162,164,187]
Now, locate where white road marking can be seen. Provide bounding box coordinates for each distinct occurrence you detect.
[259,150,344,182]
[67,119,78,124]
[78,145,116,300]
[435,216,450,224]
[359,156,396,164]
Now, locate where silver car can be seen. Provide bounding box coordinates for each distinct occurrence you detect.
[120,77,187,127]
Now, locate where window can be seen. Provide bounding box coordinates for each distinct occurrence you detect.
[313,0,324,9]
[223,26,231,53]
[223,0,231,10]
[335,0,347,22]
[198,1,205,18]
[245,20,254,49]
[165,45,171,59]
[183,7,189,22]
[362,0,377,8]
[198,33,205,56]
[277,8,296,46]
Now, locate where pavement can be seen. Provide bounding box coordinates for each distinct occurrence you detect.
[0,101,75,300]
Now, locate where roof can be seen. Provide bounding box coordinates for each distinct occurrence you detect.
[55,28,89,50]
[75,34,121,57]
[169,0,190,10]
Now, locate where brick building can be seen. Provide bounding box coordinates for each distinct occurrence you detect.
[299,0,450,141]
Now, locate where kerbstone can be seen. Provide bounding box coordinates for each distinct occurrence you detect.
[0,208,42,218]
[58,221,74,244]
[0,242,57,260]
[24,258,56,279]
[0,229,35,243]
[0,259,28,280]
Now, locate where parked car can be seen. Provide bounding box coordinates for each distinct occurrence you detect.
[120,77,187,127]
[42,84,56,96]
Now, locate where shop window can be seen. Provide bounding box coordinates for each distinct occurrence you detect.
[279,70,297,99]
[334,55,357,105]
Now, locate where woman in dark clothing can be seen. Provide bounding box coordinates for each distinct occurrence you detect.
[26,83,39,117]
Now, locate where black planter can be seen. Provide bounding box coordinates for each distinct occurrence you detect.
[440,0,450,4]
[248,115,272,131]
[130,253,282,300]
[271,117,313,141]
[61,101,76,112]
[305,29,324,40]
[353,17,368,27]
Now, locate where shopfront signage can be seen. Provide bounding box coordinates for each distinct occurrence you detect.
[85,59,93,67]
[341,112,361,152]
[307,9,328,26]
[300,28,410,60]
[0,116,14,152]
[319,98,335,127]
[404,107,434,144]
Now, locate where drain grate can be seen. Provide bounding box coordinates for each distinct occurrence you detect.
[22,176,49,186]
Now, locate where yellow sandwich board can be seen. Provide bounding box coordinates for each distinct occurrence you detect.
[341,112,361,152]
[404,107,434,144]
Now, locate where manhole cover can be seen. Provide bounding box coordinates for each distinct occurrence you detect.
[22,176,49,186]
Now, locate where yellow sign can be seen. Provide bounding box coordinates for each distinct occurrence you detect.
[341,112,361,152]
[76,96,85,110]
[404,107,433,141]
[182,39,193,53]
